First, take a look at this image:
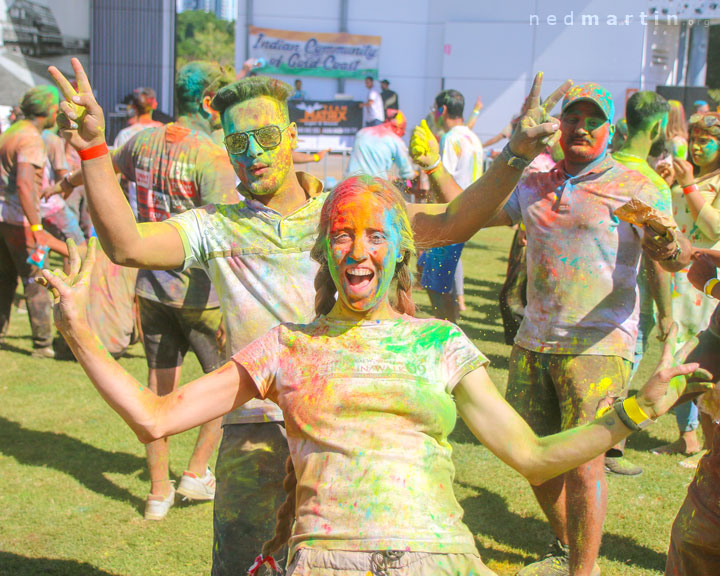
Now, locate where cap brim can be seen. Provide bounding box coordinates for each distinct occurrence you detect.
[562,97,610,120]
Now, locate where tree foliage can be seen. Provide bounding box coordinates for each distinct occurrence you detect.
[176,10,235,71]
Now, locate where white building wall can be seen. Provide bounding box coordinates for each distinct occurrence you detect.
[232,0,706,147]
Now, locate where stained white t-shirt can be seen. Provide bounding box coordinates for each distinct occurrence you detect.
[235,315,488,558]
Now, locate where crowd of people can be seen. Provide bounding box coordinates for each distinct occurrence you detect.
[2,54,720,576]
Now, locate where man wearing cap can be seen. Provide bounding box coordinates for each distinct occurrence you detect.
[380,79,399,116]
[344,110,415,180]
[479,84,674,576]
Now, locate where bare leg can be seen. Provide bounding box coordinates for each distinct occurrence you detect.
[565,457,606,575]
[187,417,223,476]
[531,473,569,545]
[147,366,182,498]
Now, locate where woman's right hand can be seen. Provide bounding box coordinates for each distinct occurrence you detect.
[36,237,96,334]
[672,157,695,188]
[47,58,106,151]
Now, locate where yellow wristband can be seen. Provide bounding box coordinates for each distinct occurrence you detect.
[704,278,719,297]
[623,396,653,427]
[313,153,320,162]
[30,224,43,232]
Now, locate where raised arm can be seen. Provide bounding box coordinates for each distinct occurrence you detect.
[38,240,259,442]
[455,327,710,485]
[48,58,185,269]
[407,73,570,247]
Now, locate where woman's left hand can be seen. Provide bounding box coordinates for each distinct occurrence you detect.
[635,323,713,419]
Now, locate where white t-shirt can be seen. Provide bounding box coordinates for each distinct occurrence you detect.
[441,125,484,189]
[235,315,488,559]
[363,87,385,125]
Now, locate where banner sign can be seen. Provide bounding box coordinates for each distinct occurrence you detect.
[288,100,362,136]
[249,26,380,79]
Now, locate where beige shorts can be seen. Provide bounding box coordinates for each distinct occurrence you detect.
[287,548,497,576]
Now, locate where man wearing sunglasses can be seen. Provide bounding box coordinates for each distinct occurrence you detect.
[49,58,569,575]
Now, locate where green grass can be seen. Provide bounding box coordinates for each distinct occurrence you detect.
[0,226,699,575]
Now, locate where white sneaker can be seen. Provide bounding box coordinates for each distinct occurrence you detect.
[144,486,175,520]
[177,468,216,501]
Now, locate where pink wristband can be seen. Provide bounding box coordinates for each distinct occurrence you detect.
[78,142,109,161]
[683,184,699,195]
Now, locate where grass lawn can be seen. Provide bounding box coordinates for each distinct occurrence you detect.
[0,226,700,575]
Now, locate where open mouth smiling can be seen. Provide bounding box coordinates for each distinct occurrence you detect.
[345,266,375,290]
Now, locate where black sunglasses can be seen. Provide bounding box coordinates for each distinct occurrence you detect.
[224,124,291,155]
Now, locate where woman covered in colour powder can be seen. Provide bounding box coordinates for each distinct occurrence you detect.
[654,112,720,462]
[39,176,709,576]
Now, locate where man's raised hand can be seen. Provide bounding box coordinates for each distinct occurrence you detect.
[509,72,572,161]
[48,58,106,151]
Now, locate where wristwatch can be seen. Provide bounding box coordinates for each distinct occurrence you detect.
[499,144,531,171]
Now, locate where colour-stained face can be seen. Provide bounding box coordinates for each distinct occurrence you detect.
[690,127,720,169]
[560,101,611,164]
[222,96,296,197]
[325,190,402,314]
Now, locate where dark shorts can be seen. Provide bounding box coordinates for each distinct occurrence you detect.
[505,345,631,435]
[419,243,465,294]
[212,423,290,576]
[137,296,223,372]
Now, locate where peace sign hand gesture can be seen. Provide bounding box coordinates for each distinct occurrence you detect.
[509,72,572,161]
[48,58,106,151]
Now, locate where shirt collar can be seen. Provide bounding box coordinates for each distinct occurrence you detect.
[555,152,615,180]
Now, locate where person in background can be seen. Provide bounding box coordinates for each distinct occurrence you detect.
[359,76,384,127]
[609,91,674,477]
[290,79,307,101]
[40,127,86,254]
[345,110,415,181]
[379,79,399,116]
[653,111,720,465]
[610,117,628,153]
[418,89,483,322]
[0,85,67,358]
[113,87,164,218]
[114,87,163,149]
[694,100,711,115]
